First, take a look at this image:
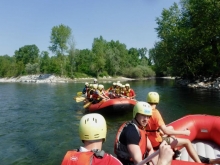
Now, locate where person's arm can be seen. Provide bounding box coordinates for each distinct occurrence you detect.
[157,141,174,165]
[155,110,190,137]
[146,137,158,165]
[127,144,143,164]
[160,125,190,136]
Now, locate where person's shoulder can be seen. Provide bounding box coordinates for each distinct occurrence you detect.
[124,122,138,132]
[103,153,123,165]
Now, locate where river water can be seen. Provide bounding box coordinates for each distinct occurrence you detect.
[1,79,220,165]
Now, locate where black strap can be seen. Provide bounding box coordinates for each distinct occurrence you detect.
[146,129,160,132]
[91,149,105,158]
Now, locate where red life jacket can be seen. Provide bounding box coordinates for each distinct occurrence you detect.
[125,89,131,97]
[61,150,94,165]
[92,90,99,100]
[61,149,106,165]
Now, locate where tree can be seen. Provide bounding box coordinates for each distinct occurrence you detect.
[49,24,72,76]
[25,63,39,75]
[150,0,220,78]
[91,36,107,77]
[14,45,40,65]
[14,44,40,75]
[67,36,76,78]
[40,51,50,74]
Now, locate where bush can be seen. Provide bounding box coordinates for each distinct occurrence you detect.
[122,66,155,78]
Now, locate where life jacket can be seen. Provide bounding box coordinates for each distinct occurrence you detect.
[125,89,131,97]
[92,90,99,100]
[61,149,105,165]
[114,121,148,161]
[115,88,120,95]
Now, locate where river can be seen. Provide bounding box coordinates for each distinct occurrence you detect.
[1,79,220,165]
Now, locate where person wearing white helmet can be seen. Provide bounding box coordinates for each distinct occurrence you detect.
[146,92,202,163]
[114,82,122,98]
[124,83,136,99]
[93,78,98,84]
[97,84,110,102]
[61,113,122,165]
[106,82,117,99]
[82,82,89,95]
[114,101,158,165]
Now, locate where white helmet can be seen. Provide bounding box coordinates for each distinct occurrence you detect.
[98,84,104,90]
[125,83,130,87]
[85,82,89,86]
[79,113,107,142]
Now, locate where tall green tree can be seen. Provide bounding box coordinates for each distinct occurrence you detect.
[91,36,107,77]
[150,0,220,78]
[49,24,72,76]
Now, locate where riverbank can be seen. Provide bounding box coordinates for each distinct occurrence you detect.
[0,74,136,83]
[175,77,220,90]
[1,74,219,90]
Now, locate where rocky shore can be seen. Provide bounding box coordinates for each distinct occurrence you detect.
[0,74,135,83]
[175,77,220,90]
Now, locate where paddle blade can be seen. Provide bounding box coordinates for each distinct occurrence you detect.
[77,92,82,96]
[75,96,85,102]
[83,102,92,109]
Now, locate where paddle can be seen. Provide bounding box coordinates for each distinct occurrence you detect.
[136,139,178,165]
[77,92,82,96]
[83,99,107,109]
[75,96,85,102]
[83,101,93,109]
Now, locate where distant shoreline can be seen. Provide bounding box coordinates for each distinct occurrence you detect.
[0,74,175,83]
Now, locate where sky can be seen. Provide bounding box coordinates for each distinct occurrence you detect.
[0,0,180,56]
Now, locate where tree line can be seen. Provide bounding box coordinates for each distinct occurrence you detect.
[0,24,154,79]
[1,0,219,80]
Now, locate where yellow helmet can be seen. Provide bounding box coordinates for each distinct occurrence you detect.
[79,113,107,142]
[133,101,152,118]
[147,92,159,104]
[89,83,93,87]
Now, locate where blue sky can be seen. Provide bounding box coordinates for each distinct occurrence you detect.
[0,0,180,56]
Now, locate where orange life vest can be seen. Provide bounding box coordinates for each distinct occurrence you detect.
[114,121,148,161]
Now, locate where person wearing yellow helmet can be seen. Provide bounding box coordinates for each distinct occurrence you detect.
[61,113,122,165]
[114,101,158,165]
[146,92,202,163]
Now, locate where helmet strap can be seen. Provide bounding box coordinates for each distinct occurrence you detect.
[134,117,145,130]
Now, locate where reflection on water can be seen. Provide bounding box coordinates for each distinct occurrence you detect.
[1,79,220,164]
